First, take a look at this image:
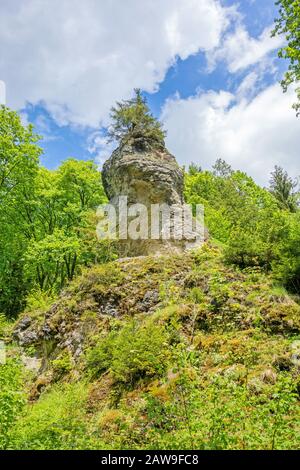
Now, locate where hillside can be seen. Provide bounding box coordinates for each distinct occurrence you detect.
[2,243,300,450]
[1,0,300,455]
[1,95,300,453]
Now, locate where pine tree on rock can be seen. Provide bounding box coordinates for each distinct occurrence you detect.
[107,89,166,147]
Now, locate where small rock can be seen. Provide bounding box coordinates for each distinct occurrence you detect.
[41,324,53,338]
[21,354,41,372]
[17,316,31,331]
[18,330,39,347]
[138,290,159,311]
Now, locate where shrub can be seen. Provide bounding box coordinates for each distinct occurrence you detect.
[10,383,94,450]
[0,358,25,449]
[87,320,170,386]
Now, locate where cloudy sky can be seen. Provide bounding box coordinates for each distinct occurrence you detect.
[0,0,299,184]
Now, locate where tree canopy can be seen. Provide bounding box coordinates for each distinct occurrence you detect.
[272,0,300,115]
[269,165,299,212]
[107,89,166,145]
[0,108,112,317]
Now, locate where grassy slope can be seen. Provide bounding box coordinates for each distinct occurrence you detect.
[6,243,300,449]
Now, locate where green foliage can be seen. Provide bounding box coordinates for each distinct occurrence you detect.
[9,383,96,450]
[188,162,202,176]
[25,229,81,291]
[1,102,300,451]
[51,352,73,377]
[25,288,56,314]
[0,359,25,449]
[87,320,170,386]
[272,0,300,115]
[274,212,300,293]
[212,158,233,178]
[142,372,298,450]
[0,108,109,317]
[107,89,166,145]
[4,249,300,450]
[0,105,41,203]
[269,165,299,212]
[0,106,42,317]
[0,314,13,339]
[185,162,300,295]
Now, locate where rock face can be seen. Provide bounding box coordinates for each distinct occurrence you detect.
[102,137,201,256]
[102,138,184,207]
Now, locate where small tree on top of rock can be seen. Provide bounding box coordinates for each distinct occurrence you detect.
[107,89,166,146]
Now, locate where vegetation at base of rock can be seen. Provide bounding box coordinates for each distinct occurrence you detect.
[86,320,170,386]
[2,246,300,450]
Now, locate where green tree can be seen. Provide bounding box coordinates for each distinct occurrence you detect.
[188,162,202,176]
[21,161,108,296]
[58,159,106,210]
[107,89,166,145]
[269,165,299,212]
[0,106,42,317]
[185,168,289,269]
[212,158,233,178]
[24,230,81,291]
[272,0,300,115]
[0,106,41,203]
[274,211,300,293]
[0,108,109,317]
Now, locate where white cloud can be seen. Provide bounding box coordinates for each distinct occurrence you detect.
[209,25,284,73]
[86,131,115,167]
[161,83,300,184]
[0,0,230,127]
[34,114,60,142]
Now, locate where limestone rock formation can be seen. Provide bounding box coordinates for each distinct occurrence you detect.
[102,137,184,207]
[102,137,202,256]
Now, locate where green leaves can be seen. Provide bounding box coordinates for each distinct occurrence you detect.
[272,1,300,115]
[0,108,111,317]
[0,106,42,316]
[24,229,81,291]
[269,165,299,212]
[0,359,25,450]
[107,89,166,145]
[86,320,170,386]
[0,105,41,203]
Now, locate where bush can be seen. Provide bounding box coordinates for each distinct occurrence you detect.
[87,320,170,386]
[10,383,94,450]
[0,358,25,449]
[143,372,299,450]
[274,213,300,293]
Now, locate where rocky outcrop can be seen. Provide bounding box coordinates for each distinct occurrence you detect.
[12,254,193,380]
[102,137,202,256]
[102,138,184,207]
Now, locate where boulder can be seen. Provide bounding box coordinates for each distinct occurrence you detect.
[102,137,203,256]
[102,137,184,207]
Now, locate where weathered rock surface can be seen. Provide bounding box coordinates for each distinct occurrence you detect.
[102,138,184,207]
[102,137,201,256]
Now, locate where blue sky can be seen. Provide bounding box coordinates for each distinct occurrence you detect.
[0,0,299,183]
